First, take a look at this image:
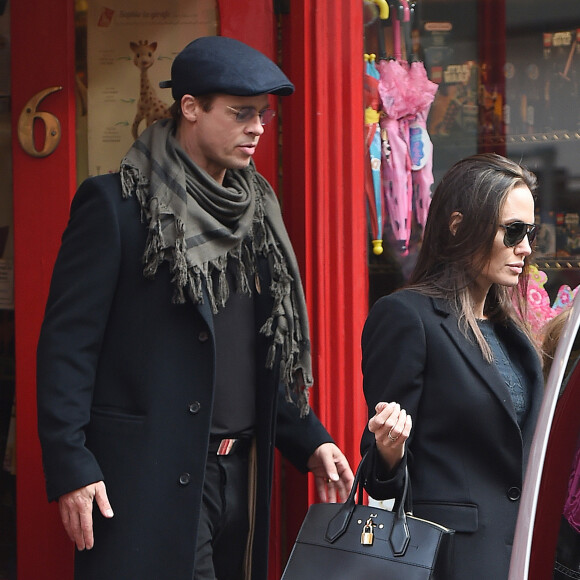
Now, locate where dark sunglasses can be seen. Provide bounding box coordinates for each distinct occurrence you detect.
[225,105,276,126]
[498,221,537,247]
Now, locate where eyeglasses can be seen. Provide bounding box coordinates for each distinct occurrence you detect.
[498,221,537,247]
[225,105,276,126]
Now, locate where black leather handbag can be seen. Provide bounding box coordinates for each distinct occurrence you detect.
[281,453,455,579]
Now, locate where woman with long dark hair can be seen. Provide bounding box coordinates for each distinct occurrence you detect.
[361,153,544,579]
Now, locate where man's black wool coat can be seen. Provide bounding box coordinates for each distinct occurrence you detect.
[37,174,332,579]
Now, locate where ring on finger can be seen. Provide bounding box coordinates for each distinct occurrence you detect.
[388,428,399,442]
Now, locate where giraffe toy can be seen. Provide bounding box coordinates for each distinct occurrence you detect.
[130,40,170,140]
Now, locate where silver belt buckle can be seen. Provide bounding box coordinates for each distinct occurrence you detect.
[217,438,237,456]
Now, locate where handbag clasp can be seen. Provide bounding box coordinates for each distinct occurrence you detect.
[360,517,375,545]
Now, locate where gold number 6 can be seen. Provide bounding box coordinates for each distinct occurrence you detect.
[17,86,63,158]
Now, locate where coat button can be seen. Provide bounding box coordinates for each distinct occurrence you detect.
[179,473,191,486]
[188,401,201,414]
[507,486,521,501]
[198,330,209,342]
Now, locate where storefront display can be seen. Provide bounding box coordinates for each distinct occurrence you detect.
[365,0,580,311]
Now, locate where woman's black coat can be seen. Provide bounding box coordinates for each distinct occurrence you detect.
[36,174,332,579]
[361,289,544,580]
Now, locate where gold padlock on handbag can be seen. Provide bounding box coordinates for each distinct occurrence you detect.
[361,518,374,545]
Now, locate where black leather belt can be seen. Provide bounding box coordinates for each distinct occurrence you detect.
[208,436,253,456]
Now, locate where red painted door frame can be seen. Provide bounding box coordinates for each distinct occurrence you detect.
[278,0,368,552]
[11,0,367,578]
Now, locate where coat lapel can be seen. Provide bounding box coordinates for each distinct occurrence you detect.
[430,297,521,425]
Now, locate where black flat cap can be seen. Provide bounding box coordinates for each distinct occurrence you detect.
[159,36,295,100]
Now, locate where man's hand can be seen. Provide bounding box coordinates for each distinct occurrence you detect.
[58,481,114,550]
[307,442,354,503]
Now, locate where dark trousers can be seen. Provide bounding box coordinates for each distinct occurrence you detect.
[554,516,580,579]
[194,442,250,580]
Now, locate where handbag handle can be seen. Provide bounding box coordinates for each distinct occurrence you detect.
[325,451,411,557]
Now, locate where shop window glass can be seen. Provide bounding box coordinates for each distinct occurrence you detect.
[364,0,580,315]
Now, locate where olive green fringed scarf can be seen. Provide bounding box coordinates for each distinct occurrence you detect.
[120,119,311,415]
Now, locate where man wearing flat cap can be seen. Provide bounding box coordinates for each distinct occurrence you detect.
[36,35,354,580]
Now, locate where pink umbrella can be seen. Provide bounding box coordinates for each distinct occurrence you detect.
[377,0,437,252]
[376,0,437,254]
[407,60,438,229]
[377,54,414,255]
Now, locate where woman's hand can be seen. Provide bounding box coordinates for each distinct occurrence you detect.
[368,401,412,471]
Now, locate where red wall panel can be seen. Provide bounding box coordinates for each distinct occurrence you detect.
[11,1,78,578]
